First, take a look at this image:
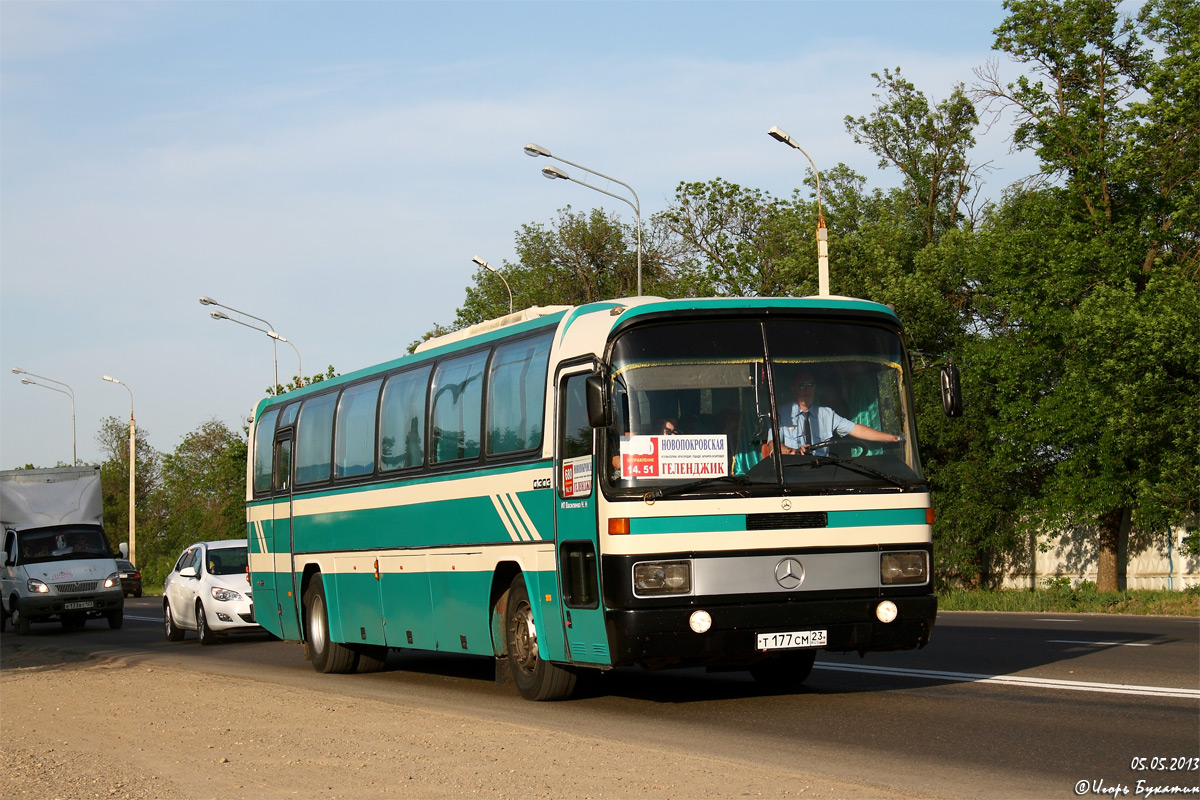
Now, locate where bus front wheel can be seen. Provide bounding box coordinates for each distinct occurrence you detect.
[504,574,576,701]
[304,574,358,674]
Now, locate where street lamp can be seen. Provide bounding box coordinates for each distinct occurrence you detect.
[12,368,76,465]
[208,310,303,391]
[524,142,643,297]
[102,375,136,566]
[472,256,513,315]
[768,125,829,297]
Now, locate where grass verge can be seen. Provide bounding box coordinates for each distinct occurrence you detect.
[938,581,1199,615]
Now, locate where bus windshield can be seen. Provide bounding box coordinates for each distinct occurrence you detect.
[603,317,923,496]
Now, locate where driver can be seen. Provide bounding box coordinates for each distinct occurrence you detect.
[764,370,901,457]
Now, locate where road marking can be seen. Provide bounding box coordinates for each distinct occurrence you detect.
[125,615,161,623]
[813,663,1200,699]
[1047,639,1152,647]
[1035,618,1081,623]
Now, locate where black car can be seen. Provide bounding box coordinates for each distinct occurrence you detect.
[116,559,142,597]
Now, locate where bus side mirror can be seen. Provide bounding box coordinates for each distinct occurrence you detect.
[585,373,613,428]
[940,364,963,417]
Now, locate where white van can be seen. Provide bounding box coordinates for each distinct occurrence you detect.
[1,466,124,634]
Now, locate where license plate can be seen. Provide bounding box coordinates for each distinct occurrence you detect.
[63,601,94,611]
[757,629,827,650]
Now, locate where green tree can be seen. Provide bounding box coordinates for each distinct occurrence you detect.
[968,0,1198,590]
[845,67,984,245]
[95,415,162,556]
[147,419,248,587]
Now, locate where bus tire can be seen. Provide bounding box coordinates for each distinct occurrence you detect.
[748,649,817,689]
[304,575,358,674]
[504,574,576,701]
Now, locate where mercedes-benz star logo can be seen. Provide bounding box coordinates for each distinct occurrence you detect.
[781,498,792,511]
[774,557,804,590]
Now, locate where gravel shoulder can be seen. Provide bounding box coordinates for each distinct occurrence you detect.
[0,642,915,800]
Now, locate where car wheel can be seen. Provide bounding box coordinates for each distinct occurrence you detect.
[748,649,817,689]
[164,602,184,642]
[196,601,217,645]
[12,600,30,636]
[505,574,577,701]
[303,574,357,674]
[135,589,142,598]
[107,608,123,629]
[1,603,7,633]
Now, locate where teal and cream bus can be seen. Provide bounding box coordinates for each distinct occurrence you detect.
[247,296,956,700]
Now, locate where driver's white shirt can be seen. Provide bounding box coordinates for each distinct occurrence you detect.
[773,404,856,453]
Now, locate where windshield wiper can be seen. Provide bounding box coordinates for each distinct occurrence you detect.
[642,474,754,502]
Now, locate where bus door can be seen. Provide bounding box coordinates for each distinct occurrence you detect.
[553,367,611,666]
[272,429,302,640]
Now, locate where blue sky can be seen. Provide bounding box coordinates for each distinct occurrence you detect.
[1,0,1038,469]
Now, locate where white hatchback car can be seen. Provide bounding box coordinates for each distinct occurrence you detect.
[163,539,260,644]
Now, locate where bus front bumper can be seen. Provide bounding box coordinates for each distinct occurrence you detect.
[605,594,936,668]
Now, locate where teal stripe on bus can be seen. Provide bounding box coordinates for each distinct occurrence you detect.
[628,507,926,534]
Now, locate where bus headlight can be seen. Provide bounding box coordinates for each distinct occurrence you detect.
[633,560,692,596]
[880,551,928,585]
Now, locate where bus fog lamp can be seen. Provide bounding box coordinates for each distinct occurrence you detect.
[876,600,898,623]
[689,610,712,633]
[633,560,692,596]
[880,551,928,585]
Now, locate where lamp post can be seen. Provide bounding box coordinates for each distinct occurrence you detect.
[471,256,513,315]
[12,368,76,465]
[102,376,136,566]
[524,143,643,297]
[767,126,829,297]
[208,310,303,392]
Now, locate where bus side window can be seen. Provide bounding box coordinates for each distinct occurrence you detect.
[252,407,281,494]
[379,365,432,472]
[295,391,338,485]
[274,439,291,492]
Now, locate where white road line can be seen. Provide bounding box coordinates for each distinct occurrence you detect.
[124,615,161,622]
[813,662,1200,699]
[1047,639,1153,647]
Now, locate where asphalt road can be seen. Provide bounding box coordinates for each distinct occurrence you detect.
[6,600,1199,799]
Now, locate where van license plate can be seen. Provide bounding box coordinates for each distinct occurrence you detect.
[64,601,94,611]
[757,629,827,650]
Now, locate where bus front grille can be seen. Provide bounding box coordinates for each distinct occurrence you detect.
[746,512,828,531]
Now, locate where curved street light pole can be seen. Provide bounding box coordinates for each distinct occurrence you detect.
[471,256,513,314]
[524,143,643,297]
[767,126,829,297]
[209,311,303,392]
[102,376,136,565]
[12,368,76,465]
[199,297,280,391]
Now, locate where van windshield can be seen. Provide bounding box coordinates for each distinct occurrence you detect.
[18,527,111,564]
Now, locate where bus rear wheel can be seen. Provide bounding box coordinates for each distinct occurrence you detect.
[304,574,358,674]
[504,574,576,701]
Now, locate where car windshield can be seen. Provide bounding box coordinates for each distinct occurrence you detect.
[206,546,248,576]
[601,316,924,497]
[18,527,111,564]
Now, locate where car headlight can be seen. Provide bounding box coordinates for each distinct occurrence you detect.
[103,572,120,589]
[28,579,49,594]
[633,560,692,596]
[211,587,243,602]
[880,551,928,585]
